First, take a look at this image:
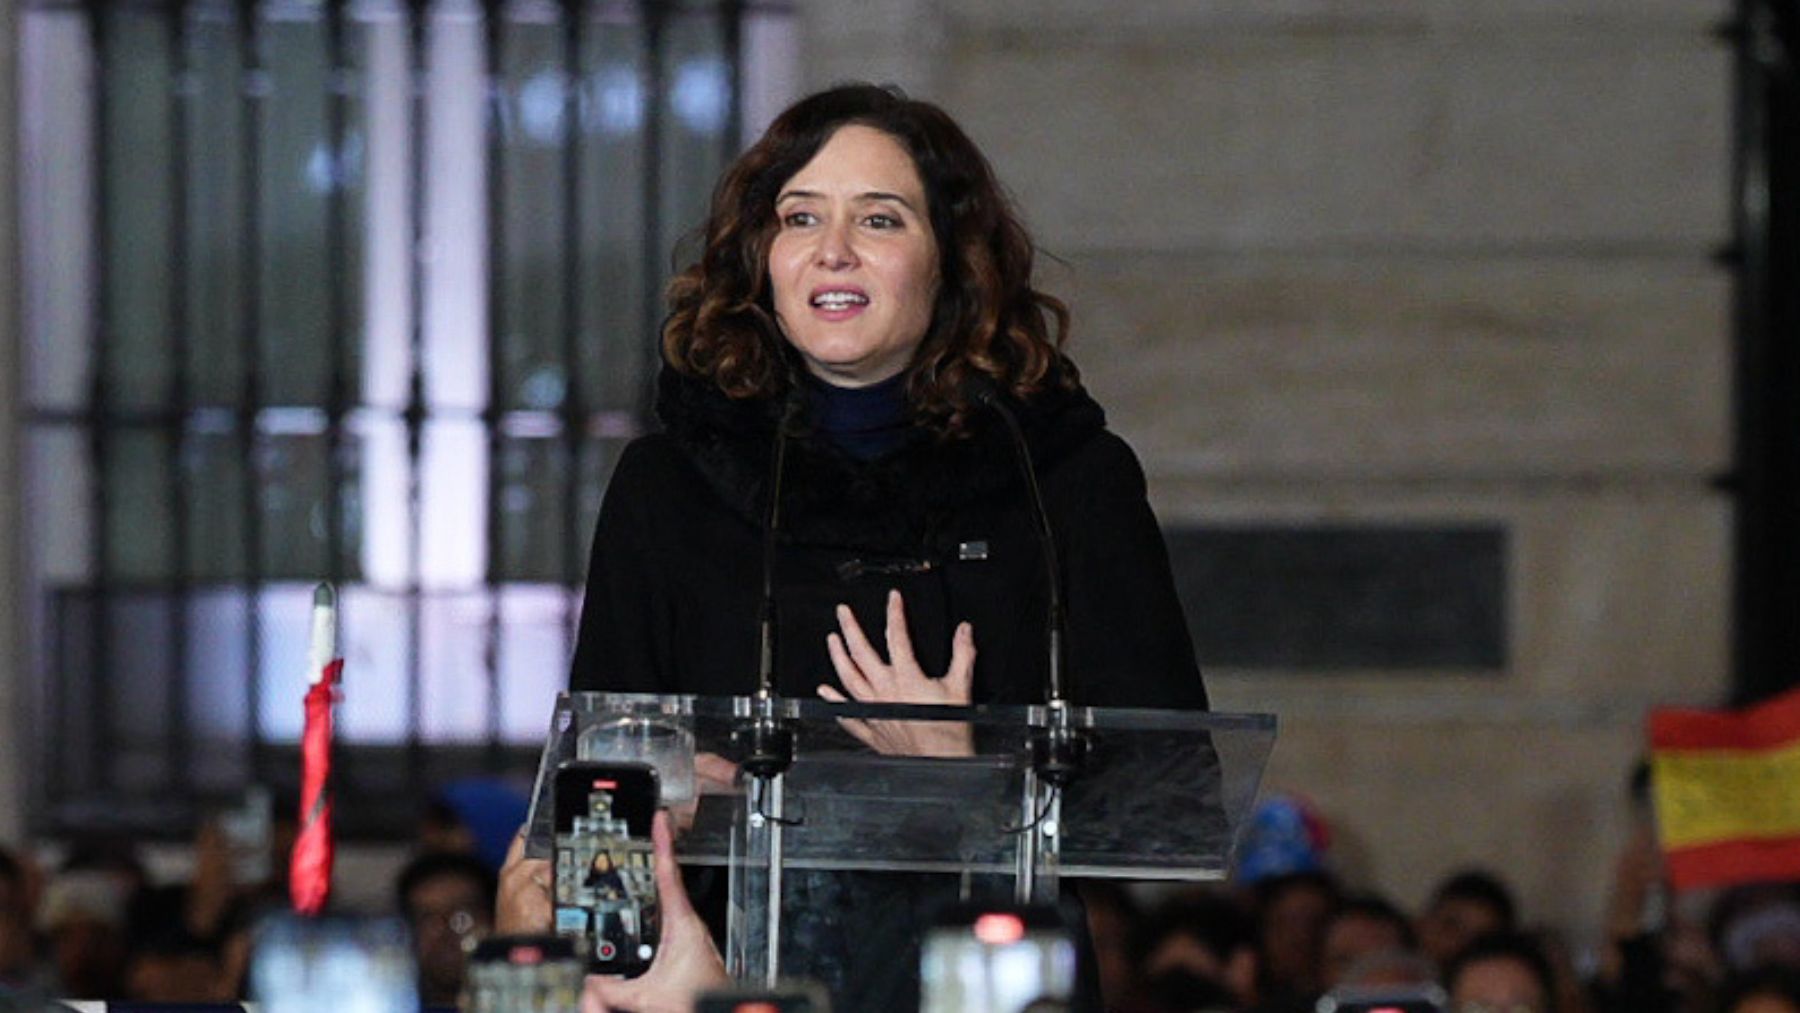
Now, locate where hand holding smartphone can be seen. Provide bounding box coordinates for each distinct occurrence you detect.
[551,761,662,976]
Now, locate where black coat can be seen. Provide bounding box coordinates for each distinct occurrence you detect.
[569,364,1207,711]
[566,365,1209,1010]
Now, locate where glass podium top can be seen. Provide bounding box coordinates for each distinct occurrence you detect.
[525,692,1275,881]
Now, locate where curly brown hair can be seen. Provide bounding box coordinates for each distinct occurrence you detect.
[662,83,1073,435]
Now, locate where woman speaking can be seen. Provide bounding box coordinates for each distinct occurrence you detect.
[571,82,1205,721]
[518,82,1209,1010]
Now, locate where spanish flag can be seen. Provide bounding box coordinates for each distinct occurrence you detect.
[1652,685,1800,891]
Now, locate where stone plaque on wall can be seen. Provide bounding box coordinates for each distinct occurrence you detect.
[1165,525,1508,670]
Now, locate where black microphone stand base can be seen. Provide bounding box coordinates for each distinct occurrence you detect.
[1028,723,1090,790]
[734,715,797,781]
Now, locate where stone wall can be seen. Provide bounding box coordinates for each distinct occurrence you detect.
[799,0,1734,940]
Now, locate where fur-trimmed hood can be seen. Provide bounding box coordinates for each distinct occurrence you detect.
[653,363,1108,553]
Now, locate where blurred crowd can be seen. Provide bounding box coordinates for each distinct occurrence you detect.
[1082,792,1800,1013]
[1081,860,1800,1013]
[0,780,516,1007]
[3,781,1800,1012]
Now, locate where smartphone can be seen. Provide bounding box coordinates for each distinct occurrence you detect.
[1315,985,1447,1013]
[248,913,417,1013]
[919,903,1077,1013]
[551,761,661,976]
[465,935,585,1013]
[694,982,831,1012]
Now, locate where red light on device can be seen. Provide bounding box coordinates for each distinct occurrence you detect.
[508,945,543,965]
[733,1004,780,1013]
[972,912,1026,945]
[591,779,618,790]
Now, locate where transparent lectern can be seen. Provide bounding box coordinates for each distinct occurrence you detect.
[524,693,1275,985]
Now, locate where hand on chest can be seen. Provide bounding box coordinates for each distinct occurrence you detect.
[769,524,1044,700]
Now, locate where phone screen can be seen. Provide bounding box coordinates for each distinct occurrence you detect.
[249,914,417,1013]
[920,906,1077,1013]
[694,983,831,1012]
[1315,989,1446,1013]
[551,761,661,976]
[465,935,585,1013]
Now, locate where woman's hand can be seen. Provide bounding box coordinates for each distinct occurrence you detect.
[496,828,552,935]
[816,589,976,757]
[581,810,729,1013]
[670,752,742,834]
[694,752,740,796]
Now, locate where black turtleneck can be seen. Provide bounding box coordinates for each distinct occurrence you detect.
[804,371,913,461]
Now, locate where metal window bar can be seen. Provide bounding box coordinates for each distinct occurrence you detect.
[403,0,428,792]
[1730,0,1800,704]
[721,0,741,165]
[637,0,663,419]
[481,0,505,771]
[323,0,351,622]
[30,0,782,838]
[556,0,584,662]
[165,0,194,801]
[82,0,115,818]
[237,0,268,796]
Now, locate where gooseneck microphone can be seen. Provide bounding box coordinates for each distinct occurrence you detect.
[757,396,801,699]
[968,376,1065,701]
[967,375,1087,787]
[737,395,802,780]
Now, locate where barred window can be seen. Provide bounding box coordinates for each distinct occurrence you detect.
[19,0,797,837]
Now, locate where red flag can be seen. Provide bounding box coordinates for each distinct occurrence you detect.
[291,658,342,915]
[291,583,342,916]
[1651,685,1800,891]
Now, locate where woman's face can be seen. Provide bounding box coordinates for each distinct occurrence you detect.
[768,124,940,388]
